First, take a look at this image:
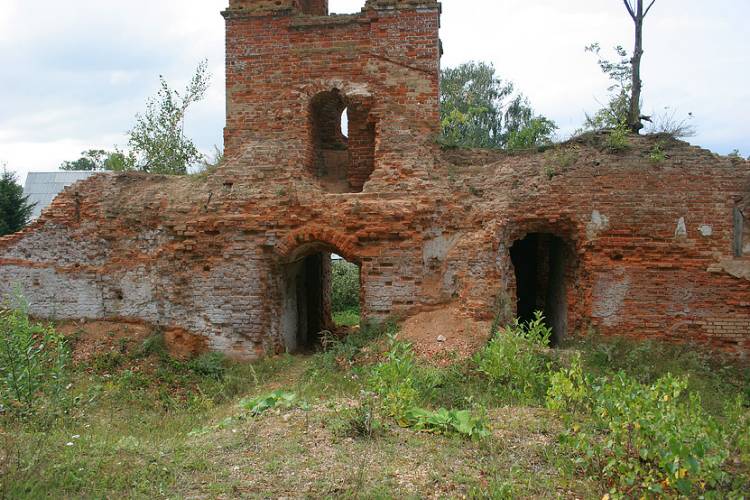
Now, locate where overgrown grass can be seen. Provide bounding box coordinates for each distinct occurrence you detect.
[333,308,360,328]
[1,307,748,498]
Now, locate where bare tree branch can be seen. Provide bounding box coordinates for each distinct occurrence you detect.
[623,0,636,20]
[644,0,657,17]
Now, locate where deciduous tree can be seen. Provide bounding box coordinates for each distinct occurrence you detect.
[127,60,211,175]
[440,62,556,149]
[623,0,657,133]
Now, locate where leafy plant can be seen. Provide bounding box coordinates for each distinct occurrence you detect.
[549,368,735,497]
[606,123,630,152]
[648,141,667,163]
[473,311,552,402]
[405,407,489,440]
[334,390,382,439]
[368,332,420,423]
[127,60,211,175]
[546,353,591,417]
[0,296,69,414]
[188,352,227,380]
[506,117,557,151]
[333,309,360,328]
[239,390,298,417]
[582,44,632,131]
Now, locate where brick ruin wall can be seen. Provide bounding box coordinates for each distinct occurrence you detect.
[1,0,749,359]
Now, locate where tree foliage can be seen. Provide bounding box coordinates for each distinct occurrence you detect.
[583,44,632,131]
[127,60,210,175]
[440,62,556,150]
[0,167,35,236]
[59,149,135,172]
[584,1,658,133]
[331,259,360,313]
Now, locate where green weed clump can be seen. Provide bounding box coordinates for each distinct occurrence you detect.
[405,407,489,440]
[606,124,630,152]
[368,332,421,423]
[548,354,749,497]
[473,311,552,403]
[188,352,227,380]
[239,390,299,417]
[0,297,69,416]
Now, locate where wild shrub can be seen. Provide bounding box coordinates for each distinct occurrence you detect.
[473,311,552,402]
[0,298,69,415]
[548,365,736,497]
[649,141,667,163]
[188,352,227,380]
[368,332,420,423]
[605,123,630,152]
[333,390,382,439]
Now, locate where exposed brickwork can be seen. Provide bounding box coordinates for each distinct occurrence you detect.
[1,1,749,359]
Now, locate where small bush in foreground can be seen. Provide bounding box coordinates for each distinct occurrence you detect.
[368,332,420,423]
[473,311,551,402]
[0,298,69,415]
[188,352,227,380]
[548,355,742,497]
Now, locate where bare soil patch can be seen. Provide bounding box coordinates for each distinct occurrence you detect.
[398,305,492,364]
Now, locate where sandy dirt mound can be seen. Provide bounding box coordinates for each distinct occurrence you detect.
[55,320,154,363]
[398,305,492,364]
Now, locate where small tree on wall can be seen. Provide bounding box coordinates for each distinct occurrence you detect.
[623,0,657,133]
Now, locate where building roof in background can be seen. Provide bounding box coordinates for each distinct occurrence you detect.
[23,171,96,219]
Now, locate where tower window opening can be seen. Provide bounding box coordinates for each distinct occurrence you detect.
[309,89,375,193]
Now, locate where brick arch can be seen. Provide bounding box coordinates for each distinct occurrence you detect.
[275,225,360,264]
[501,216,583,250]
[300,80,373,101]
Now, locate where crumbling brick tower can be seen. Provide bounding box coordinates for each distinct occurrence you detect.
[222,0,442,193]
[0,0,749,359]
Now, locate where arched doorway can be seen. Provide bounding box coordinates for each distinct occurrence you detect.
[509,233,573,346]
[280,242,362,353]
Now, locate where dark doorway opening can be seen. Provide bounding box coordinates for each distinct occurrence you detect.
[509,233,569,346]
[282,250,361,353]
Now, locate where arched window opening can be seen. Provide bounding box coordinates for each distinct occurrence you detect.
[309,89,375,193]
[341,108,349,140]
[509,233,573,346]
[281,246,361,353]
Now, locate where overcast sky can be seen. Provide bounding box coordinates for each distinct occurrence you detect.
[1,0,748,183]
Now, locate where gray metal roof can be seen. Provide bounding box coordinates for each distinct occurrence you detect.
[23,171,96,219]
